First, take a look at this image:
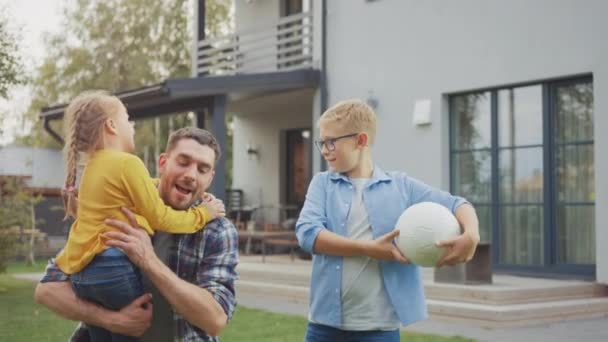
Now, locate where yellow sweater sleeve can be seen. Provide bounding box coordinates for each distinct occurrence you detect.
[120,155,211,234]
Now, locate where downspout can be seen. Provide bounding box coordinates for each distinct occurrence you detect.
[43,117,64,144]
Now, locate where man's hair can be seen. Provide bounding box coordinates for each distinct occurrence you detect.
[165,127,222,161]
[319,99,377,144]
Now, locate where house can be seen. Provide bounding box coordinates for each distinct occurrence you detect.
[39,0,607,285]
[0,145,70,252]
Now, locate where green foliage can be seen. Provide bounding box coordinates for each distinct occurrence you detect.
[0,177,43,273]
[19,0,232,155]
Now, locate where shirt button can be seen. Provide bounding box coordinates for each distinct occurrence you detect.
[335,289,339,293]
[336,266,340,270]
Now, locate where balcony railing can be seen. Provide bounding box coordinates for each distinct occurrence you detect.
[196,12,314,76]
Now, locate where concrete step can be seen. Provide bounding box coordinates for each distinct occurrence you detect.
[237,261,608,305]
[235,279,608,328]
[425,281,608,305]
[427,297,608,328]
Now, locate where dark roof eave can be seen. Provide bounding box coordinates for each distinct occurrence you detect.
[38,69,320,121]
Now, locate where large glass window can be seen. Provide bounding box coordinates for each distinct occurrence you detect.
[450,78,594,271]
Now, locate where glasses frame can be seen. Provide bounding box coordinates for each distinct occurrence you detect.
[314,133,359,152]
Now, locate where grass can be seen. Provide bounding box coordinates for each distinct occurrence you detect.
[221,306,474,341]
[0,274,77,341]
[0,273,474,341]
[4,259,49,274]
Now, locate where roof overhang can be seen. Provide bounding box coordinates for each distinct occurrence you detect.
[39,69,321,122]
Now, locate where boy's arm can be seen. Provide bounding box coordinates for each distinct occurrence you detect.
[296,174,407,262]
[34,261,152,337]
[436,203,480,267]
[406,176,480,266]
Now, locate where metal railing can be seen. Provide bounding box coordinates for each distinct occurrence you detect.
[196,12,314,76]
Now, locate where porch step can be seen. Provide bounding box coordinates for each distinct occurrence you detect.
[237,260,608,305]
[427,297,608,328]
[235,279,608,328]
[425,281,608,305]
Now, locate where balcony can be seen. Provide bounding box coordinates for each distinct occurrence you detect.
[196,12,314,76]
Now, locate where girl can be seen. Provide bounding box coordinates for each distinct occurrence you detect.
[55,90,224,341]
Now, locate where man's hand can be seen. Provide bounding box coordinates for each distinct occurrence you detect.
[364,229,409,263]
[104,207,156,272]
[107,293,154,337]
[435,232,480,267]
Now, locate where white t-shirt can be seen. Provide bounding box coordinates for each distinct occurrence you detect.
[341,178,400,331]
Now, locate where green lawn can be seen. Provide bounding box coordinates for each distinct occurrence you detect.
[4,259,49,274]
[0,273,474,341]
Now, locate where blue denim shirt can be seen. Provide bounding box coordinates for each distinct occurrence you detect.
[296,166,468,328]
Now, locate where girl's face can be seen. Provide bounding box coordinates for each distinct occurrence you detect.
[110,101,136,153]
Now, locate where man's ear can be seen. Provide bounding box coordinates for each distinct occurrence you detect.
[158,153,167,173]
[357,132,369,148]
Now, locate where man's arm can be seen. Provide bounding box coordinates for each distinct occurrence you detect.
[34,261,153,337]
[104,208,237,337]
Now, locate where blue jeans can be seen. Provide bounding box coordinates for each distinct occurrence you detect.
[304,322,400,342]
[71,247,144,342]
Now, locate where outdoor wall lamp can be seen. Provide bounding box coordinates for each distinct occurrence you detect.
[246,143,259,159]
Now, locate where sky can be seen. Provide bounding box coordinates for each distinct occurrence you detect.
[0,0,64,145]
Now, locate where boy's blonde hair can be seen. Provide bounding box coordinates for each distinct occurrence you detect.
[319,99,377,144]
[62,90,123,219]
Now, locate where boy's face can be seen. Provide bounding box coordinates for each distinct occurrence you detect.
[319,120,364,174]
[157,138,216,210]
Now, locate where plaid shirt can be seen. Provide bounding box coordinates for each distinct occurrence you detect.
[41,217,239,342]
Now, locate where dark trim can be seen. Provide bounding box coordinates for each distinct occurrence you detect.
[198,0,206,42]
[43,117,64,144]
[209,95,226,201]
[490,90,500,264]
[446,73,593,97]
[543,82,555,269]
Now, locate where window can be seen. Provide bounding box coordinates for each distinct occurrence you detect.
[450,77,594,270]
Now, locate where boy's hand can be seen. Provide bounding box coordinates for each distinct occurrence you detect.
[202,198,226,219]
[365,229,409,263]
[435,231,479,267]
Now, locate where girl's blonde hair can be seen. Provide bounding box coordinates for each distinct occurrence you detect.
[61,90,122,219]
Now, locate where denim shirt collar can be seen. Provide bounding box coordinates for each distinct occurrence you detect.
[328,165,392,185]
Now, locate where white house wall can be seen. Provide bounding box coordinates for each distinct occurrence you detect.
[231,90,314,223]
[324,0,608,282]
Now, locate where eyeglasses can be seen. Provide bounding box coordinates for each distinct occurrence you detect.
[314,133,358,152]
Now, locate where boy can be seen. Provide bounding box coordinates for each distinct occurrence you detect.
[296,99,479,341]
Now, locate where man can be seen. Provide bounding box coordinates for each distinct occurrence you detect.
[34,127,239,341]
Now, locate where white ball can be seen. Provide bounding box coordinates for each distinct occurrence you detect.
[395,202,460,267]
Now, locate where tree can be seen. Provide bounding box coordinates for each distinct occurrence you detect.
[0,9,25,140]
[19,0,233,159]
[0,177,43,271]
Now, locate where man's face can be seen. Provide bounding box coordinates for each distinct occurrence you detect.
[157,138,216,210]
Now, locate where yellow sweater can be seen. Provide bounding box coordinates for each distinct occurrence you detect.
[55,149,211,274]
